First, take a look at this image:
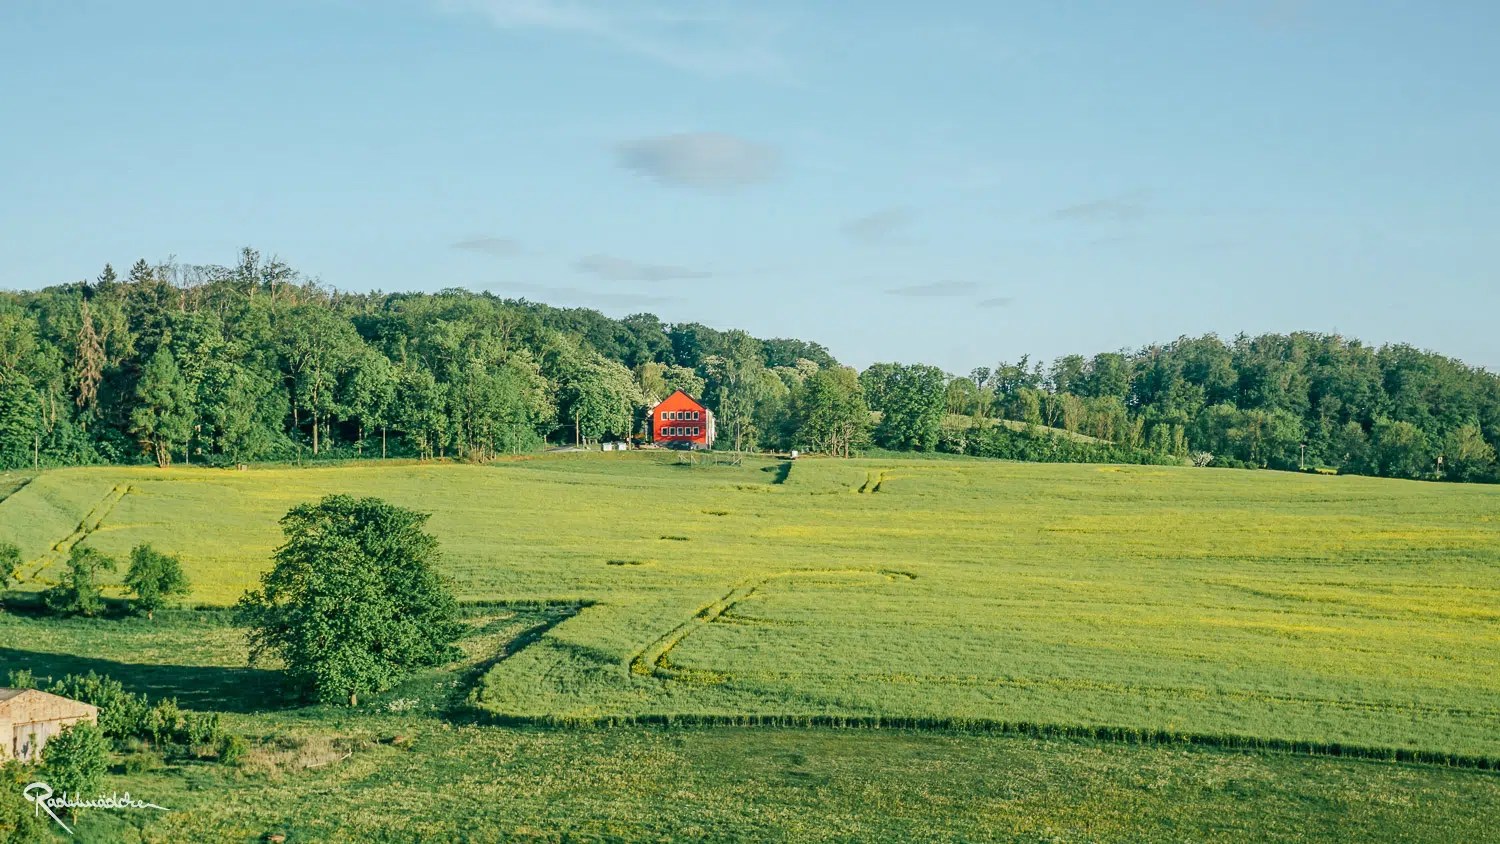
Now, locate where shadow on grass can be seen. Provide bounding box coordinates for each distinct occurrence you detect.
[444,604,585,724]
[0,645,288,714]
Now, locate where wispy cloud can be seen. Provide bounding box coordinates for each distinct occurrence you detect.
[616,132,780,190]
[484,280,677,308]
[452,236,520,256]
[884,281,980,298]
[435,1,787,77]
[977,296,1016,308]
[842,208,912,244]
[1053,190,1149,223]
[575,254,710,281]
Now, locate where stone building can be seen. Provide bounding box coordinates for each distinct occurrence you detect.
[0,688,99,762]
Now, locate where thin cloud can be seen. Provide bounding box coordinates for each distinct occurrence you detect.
[1053,191,1149,223]
[452,236,520,256]
[977,296,1016,308]
[843,208,913,244]
[484,280,677,308]
[575,254,710,281]
[617,133,780,190]
[884,281,980,298]
[435,1,787,77]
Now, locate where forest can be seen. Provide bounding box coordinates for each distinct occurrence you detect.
[1,249,1496,482]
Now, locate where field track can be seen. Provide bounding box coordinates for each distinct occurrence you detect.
[629,568,917,679]
[22,482,131,581]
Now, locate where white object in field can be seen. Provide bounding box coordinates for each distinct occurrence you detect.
[790,450,799,459]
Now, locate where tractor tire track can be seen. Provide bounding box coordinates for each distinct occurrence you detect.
[629,568,915,679]
[22,483,131,582]
[0,474,34,505]
[856,470,892,494]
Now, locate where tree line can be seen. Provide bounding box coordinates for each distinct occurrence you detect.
[1,249,1495,482]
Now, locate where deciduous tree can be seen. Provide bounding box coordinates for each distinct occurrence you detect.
[129,344,192,467]
[124,543,190,620]
[236,495,462,706]
[43,546,117,617]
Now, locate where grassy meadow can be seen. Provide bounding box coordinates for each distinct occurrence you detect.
[2,452,1499,840]
[1,608,1497,842]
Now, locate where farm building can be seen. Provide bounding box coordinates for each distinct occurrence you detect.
[0,688,99,762]
[651,390,716,449]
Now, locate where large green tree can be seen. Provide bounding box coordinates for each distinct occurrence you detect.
[129,344,193,467]
[236,495,463,705]
[868,363,947,452]
[783,367,870,457]
[547,339,641,444]
[0,372,40,469]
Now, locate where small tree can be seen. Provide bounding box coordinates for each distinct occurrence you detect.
[43,722,110,822]
[124,544,190,620]
[0,541,19,593]
[44,546,116,617]
[236,495,462,706]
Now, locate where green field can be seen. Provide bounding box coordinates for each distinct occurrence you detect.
[2,453,1499,840]
[2,608,1497,842]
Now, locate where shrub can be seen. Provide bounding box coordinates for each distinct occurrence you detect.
[217,733,248,765]
[183,711,223,746]
[0,541,19,593]
[145,698,185,746]
[48,672,150,741]
[121,749,165,775]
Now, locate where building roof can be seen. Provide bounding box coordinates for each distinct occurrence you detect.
[652,390,709,411]
[0,688,99,718]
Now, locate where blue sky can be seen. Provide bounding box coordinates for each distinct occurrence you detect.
[2,1,1497,372]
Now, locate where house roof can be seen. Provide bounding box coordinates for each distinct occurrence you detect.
[0,688,99,718]
[652,389,708,411]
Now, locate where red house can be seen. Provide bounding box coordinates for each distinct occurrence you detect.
[651,390,716,449]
